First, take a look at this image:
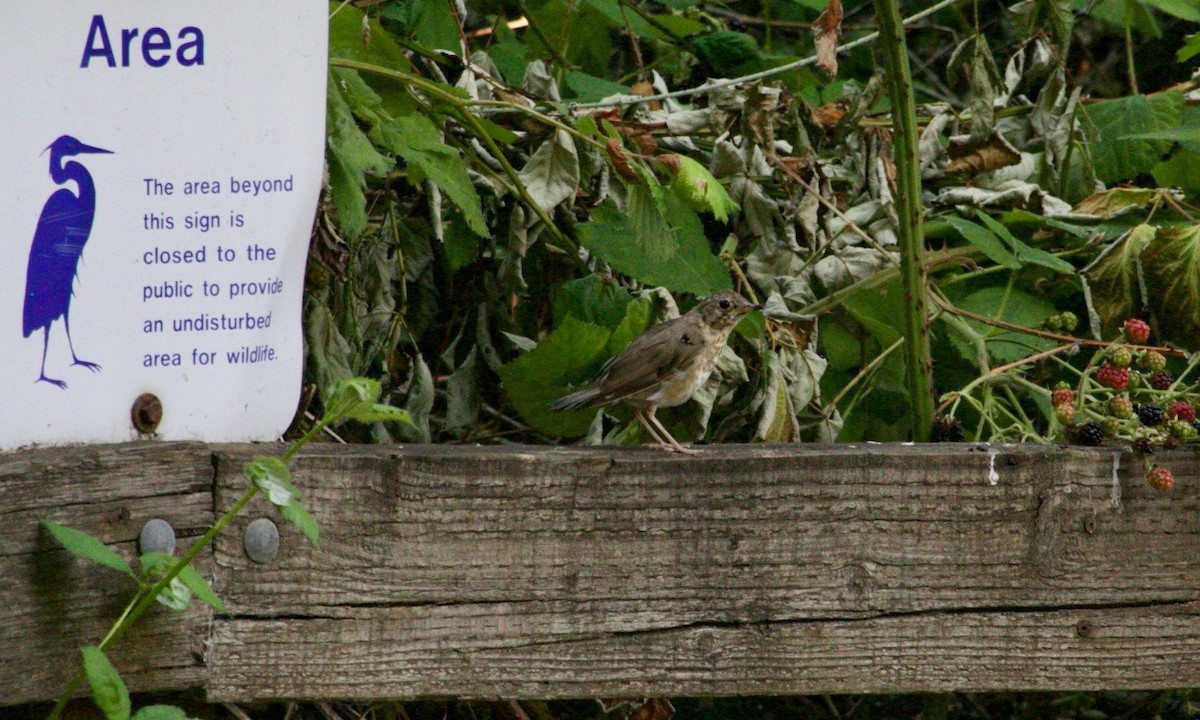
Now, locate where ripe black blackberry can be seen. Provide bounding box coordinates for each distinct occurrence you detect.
[932,417,964,442]
[1134,402,1165,427]
[1132,436,1156,457]
[1074,421,1104,446]
[1150,370,1175,390]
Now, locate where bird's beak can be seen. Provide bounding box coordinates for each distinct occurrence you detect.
[78,143,113,155]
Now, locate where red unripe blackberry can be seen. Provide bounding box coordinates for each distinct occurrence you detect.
[1095,364,1129,391]
[1147,466,1174,491]
[1123,318,1150,344]
[1051,387,1074,407]
[1167,401,1196,422]
[1150,370,1174,390]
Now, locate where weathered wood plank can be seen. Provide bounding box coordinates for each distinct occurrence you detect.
[0,442,214,706]
[206,444,1200,700]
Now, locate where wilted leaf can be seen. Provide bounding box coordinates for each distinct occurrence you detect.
[945,133,1021,176]
[498,316,612,437]
[518,129,580,213]
[1070,188,1159,219]
[1083,223,1156,331]
[812,0,843,78]
[1141,224,1200,345]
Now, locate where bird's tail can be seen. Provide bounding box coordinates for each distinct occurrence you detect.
[551,386,603,411]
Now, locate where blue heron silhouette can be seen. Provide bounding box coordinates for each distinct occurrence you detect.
[23,135,113,389]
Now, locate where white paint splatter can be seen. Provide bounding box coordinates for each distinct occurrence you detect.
[987,447,1000,486]
[1111,451,1122,509]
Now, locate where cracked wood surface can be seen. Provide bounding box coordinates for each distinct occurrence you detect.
[0,442,213,706]
[204,443,1200,700]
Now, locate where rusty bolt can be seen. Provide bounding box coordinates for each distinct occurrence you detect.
[131,393,162,434]
[1076,619,1094,638]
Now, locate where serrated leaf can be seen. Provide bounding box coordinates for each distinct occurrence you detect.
[518,128,580,213]
[943,215,1021,269]
[1153,150,1200,191]
[244,457,296,507]
[131,706,194,720]
[692,31,763,73]
[1143,0,1200,21]
[577,200,732,295]
[974,211,1074,273]
[329,2,414,70]
[667,156,739,222]
[498,316,612,437]
[1141,224,1200,346]
[175,563,227,613]
[43,521,133,577]
[554,274,633,328]
[1084,223,1156,330]
[345,403,417,427]
[282,501,320,547]
[374,113,489,236]
[326,376,382,421]
[326,75,393,238]
[82,647,131,720]
[1085,93,1182,184]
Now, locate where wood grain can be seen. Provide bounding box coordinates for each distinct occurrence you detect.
[204,443,1200,700]
[0,442,213,706]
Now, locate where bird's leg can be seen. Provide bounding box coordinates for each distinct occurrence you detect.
[646,407,700,455]
[634,409,673,450]
[63,314,101,372]
[36,326,67,389]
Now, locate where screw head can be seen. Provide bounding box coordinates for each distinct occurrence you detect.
[131,393,162,433]
[138,518,176,556]
[244,518,280,564]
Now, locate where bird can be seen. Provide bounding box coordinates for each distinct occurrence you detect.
[23,135,113,389]
[551,290,761,453]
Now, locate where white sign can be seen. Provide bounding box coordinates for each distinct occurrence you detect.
[0,3,326,449]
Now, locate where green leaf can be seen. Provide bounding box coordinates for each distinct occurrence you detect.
[1179,32,1200,61]
[326,377,382,420]
[607,297,653,355]
[943,215,1021,269]
[43,521,133,577]
[1143,0,1200,21]
[1084,223,1156,331]
[175,563,227,613]
[498,316,612,437]
[1153,150,1200,191]
[329,2,414,70]
[692,31,763,74]
[974,211,1074,274]
[950,287,1057,364]
[374,113,489,236]
[667,156,739,222]
[154,576,192,611]
[1085,93,1183,184]
[244,457,296,507]
[518,129,580,213]
[82,647,131,720]
[282,501,320,547]
[577,200,732,295]
[554,274,633,329]
[345,403,416,427]
[132,706,194,720]
[1122,126,1200,143]
[564,70,630,102]
[326,75,393,238]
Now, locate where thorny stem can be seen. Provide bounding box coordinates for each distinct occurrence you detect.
[873,0,935,441]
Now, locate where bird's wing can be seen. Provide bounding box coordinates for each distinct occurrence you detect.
[585,315,707,405]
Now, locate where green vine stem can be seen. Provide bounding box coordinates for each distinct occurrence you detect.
[872,0,935,441]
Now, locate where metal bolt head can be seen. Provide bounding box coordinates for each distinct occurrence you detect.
[138,518,176,556]
[244,518,280,564]
[131,393,163,433]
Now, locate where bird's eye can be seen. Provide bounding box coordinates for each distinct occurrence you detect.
[719,299,731,310]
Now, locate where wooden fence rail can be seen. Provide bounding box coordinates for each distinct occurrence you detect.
[3,442,1198,706]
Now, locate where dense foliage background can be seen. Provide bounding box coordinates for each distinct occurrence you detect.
[307,0,1200,455]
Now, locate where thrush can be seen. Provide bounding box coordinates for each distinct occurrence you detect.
[551,290,761,453]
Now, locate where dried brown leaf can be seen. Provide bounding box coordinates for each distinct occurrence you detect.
[813,0,843,79]
[606,139,639,183]
[945,132,1022,176]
